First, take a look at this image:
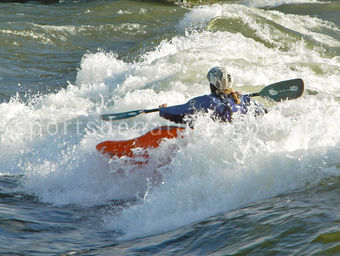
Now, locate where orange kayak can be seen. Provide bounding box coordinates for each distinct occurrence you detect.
[96,126,185,158]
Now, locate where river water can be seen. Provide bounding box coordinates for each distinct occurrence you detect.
[0,0,340,255]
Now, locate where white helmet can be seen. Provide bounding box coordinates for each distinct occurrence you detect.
[207,66,232,91]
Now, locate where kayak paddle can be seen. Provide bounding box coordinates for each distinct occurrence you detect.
[245,78,304,102]
[100,78,304,121]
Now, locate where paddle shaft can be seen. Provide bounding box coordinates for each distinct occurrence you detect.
[143,108,159,114]
[246,92,260,97]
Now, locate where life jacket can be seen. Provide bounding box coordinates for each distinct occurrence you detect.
[159,93,265,124]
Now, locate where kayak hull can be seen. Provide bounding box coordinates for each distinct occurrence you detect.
[96,126,185,158]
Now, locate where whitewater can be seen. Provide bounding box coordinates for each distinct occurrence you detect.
[0,0,339,255]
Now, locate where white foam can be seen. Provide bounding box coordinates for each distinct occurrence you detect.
[106,98,340,239]
[240,0,318,8]
[178,4,339,48]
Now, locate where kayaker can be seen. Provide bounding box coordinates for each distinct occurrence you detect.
[159,66,267,124]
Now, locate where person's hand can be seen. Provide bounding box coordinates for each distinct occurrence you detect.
[159,104,168,108]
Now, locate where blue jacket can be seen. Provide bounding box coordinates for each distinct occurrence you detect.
[159,93,266,124]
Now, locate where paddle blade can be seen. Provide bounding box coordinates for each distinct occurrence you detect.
[259,78,304,102]
[100,108,159,121]
[101,110,144,121]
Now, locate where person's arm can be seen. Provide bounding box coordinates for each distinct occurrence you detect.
[241,95,268,115]
[159,102,191,124]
